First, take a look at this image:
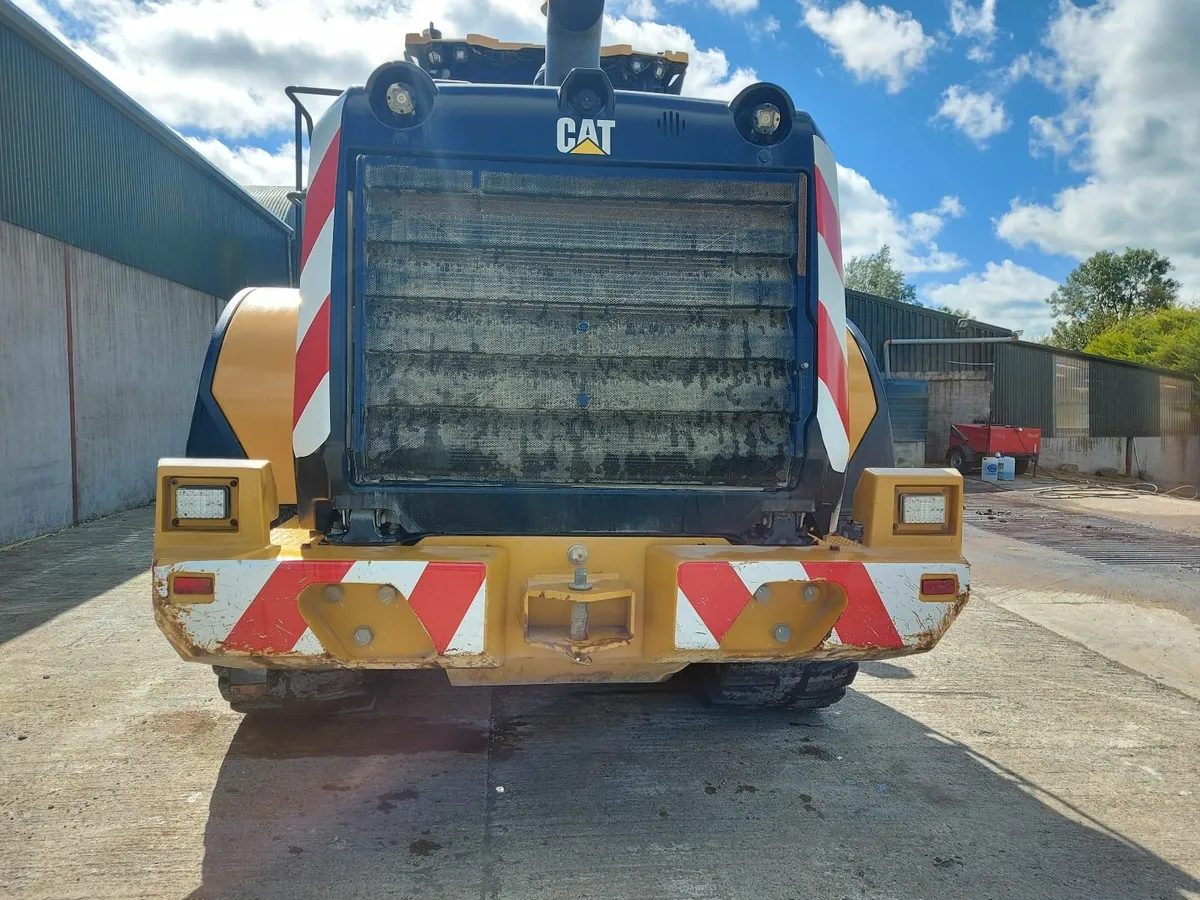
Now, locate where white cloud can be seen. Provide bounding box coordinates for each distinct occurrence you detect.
[764,15,781,33]
[186,137,298,186]
[710,0,758,13]
[27,0,755,137]
[624,0,659,20]
[949,0,995,37]
[801,0,934,93]
[838,166,967,274]
[996,0,1200,292]
[925,260,1059,334]
[949,0,996,60]
[932,85,1010,146]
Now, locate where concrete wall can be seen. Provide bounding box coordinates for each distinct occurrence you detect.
[0,221,74,545]
[0,218,220,545]
[895,371,993,464]
[894,441,926,467]
[1040,436,1200,486]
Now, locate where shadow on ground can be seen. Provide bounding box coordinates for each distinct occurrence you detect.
[0,507,151,644]
[186,672,1199,900]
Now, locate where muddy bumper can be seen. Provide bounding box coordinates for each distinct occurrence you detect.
[152,460,969,684]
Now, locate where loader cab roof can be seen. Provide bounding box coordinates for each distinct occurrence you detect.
[404,28,689,93]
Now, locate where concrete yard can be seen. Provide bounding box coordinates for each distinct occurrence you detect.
[2,494,1199,900]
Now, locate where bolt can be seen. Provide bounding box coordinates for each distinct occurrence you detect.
[322,585,344,604]
[773,623,792,643]
[803,584,818,602]
[567,543,589,566]
[754,584,771,602]
[353,626,373,646]
[377,585,397,604]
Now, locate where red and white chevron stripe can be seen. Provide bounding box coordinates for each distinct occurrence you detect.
[293,92,348,459]
[813,136,850,473]
[152,559,487,657]
[674,559,968,651]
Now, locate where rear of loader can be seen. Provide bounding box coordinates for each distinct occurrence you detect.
[153,0,969,713]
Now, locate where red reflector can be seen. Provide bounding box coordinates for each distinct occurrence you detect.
[921,577,957,596]
[174,575,214,595]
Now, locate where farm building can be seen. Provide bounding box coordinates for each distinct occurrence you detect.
[0,1,292,545]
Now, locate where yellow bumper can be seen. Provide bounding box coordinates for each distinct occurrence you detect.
[152,460,969,685]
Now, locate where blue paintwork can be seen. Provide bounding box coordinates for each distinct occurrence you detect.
[311,71,846,538]
[185,291,248,460]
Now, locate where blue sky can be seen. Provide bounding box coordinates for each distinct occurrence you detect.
[16,0,1200,336]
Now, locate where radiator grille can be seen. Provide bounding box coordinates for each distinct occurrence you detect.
[357,163,799,487]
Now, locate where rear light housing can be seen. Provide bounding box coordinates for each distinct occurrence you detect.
[920,576,958,596]
[172,574,214,596]
[894,487,953,535]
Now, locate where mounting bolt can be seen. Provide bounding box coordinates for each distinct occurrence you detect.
[567,544,589,566]
[772,623,792,643]
[377,585,397,604]
[322,585,344,604]
[803,584,818,602]
[754,585,771,602]
[353,626,373,646]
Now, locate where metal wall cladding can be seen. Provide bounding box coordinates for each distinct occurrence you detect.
[883,379,928,442]
[1053,355,1090,437]
[0,20,291,299]
[1089,359,1161,437]
[992,342,1056,435]
[846,289,1011,375]
[1160,376,1197,435]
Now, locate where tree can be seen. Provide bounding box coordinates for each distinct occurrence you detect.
[1045,248,1179,350]
[1084,307,1200,379]
[844,245,917,303]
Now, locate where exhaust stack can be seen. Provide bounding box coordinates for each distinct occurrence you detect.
[544,0,606,86]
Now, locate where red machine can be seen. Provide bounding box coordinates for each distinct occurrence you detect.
[946,424,1041,475]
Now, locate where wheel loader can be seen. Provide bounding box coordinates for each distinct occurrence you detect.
[153,0,969,713]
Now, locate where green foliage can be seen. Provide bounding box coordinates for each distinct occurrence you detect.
[1084,307,1200,378]
[1046,249,1180,350]
[844,245,917,303]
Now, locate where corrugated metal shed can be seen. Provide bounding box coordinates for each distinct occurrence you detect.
[884,379,928,442]
[1089,358,1160,437]
[0,2,291,299]
[992,342,1056,434]
[243,186,297,227]
[846,289,1012,375]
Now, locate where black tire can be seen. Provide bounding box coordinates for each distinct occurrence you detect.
[946,447,968,473]
[693,660,859,710]
[215,667,376,715]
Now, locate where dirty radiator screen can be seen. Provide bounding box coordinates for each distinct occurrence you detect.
[356,162,798,487]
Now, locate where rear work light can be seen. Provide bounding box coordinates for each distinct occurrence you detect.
[175,486,230,520]
[899,493,947,525]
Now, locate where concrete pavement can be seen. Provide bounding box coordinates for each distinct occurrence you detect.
[1,507,1197,900]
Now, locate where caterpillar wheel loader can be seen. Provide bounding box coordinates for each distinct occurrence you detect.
[154,0,969,714]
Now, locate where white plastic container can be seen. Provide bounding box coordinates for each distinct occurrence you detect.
[981,456,1000,482]
[997,455,1016,481]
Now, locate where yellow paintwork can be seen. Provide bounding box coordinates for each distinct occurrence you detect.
[153,459,967,683]
[852,468,963,553]
[846,327,878,457]
[211,288,299,505]
[155,458,278,557]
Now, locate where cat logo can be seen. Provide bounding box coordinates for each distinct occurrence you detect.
[557,117,616,155]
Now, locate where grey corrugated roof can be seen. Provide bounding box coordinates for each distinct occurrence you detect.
[0,0,287,234]
[243,185,296,225]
